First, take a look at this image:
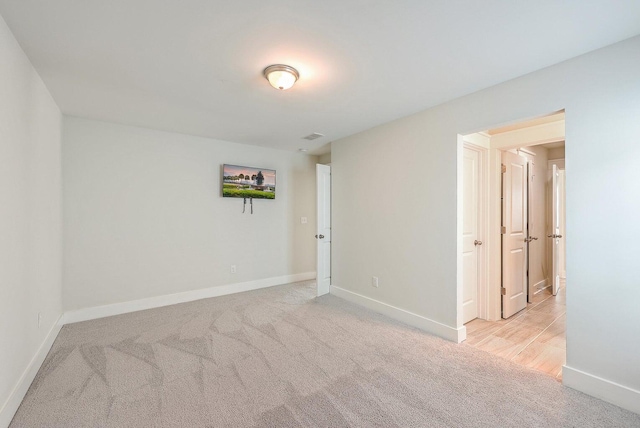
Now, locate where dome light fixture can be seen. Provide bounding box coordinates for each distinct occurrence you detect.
[263,64,299,90]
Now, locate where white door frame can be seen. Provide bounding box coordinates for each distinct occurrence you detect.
[458,114,566,323]
[457,134,490,326]
[487,134,565,319]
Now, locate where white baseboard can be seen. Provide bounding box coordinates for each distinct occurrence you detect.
[0,316,63,428]
[330,285,465,343]
[533,279,550,294]
[63,272,316,324]
[563,365,640,415]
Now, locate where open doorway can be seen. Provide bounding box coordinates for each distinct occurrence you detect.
[459,111,566,380]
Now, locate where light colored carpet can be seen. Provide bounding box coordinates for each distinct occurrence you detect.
[10,281,640,427]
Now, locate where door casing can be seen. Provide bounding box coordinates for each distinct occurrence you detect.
[458,113,566,323]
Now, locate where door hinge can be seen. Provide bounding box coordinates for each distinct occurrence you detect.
[501,164,506,174]
[501,226,506,234]
[501,287,507,295]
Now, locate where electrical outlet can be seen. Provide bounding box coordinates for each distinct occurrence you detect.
[38,312,42,329]
[231,264,237,274]
[372,276,379,288]
[301,217,308,224]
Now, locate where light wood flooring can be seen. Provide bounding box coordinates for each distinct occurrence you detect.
[464,282,566,380]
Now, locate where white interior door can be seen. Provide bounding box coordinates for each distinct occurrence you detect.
[316,164,331,296]
[558,170,566,279]
[462,146,481,323]
[550,164,561,295]
[502,151,528,318]
[526,159,535,303]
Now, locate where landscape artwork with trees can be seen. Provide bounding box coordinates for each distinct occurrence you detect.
[222,164,276,199]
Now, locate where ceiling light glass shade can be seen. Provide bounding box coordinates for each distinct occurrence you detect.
[263,65,299,90]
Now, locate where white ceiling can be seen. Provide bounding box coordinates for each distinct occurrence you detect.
[1,1,640,154]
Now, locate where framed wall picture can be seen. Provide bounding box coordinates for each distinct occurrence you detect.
[222,164,276,199]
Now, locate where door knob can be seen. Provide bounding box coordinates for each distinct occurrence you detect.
[315,234,325,239]
[474,240,483,246]
[547,234,562,239]
[531,236,538,240]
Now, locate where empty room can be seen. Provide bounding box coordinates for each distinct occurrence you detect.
[1,1,640,427]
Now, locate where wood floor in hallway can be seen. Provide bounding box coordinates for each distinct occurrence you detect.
[464,282,566,380]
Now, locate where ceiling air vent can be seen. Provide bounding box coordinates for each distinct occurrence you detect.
[302,133,324,141]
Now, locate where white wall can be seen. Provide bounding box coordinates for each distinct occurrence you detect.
[63,117,317,311]
[332,35,640,412]
[0,15,62,425]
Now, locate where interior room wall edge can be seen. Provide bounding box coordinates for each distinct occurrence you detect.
[0,319,63,428]
[331,285,465,343]
[63,271,316,325]
[563,366,640,415]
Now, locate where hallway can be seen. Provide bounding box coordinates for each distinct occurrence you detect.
[465,282,566,380]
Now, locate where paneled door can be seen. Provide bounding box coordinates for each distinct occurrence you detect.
[316,164,331,296]
[462,145,481,323]
[502,151,528,318]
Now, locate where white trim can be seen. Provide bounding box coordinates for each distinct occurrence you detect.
[330,285,465,343]
[563,365,640,415]
[456,135,464,327]
[548,159,565,170]
[0,316,63,428]
[477,143,490,320]
[63,272,316,324]
[490,120,565,149]
[462,132,490,149]
[533,279,550,294]
[517,147,536,157]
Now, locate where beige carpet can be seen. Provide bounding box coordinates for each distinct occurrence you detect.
[10,281,640,427]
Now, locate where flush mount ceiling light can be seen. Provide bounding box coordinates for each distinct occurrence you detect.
[263,64,299,90]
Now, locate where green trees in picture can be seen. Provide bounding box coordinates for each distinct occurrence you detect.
[222,164,276,199]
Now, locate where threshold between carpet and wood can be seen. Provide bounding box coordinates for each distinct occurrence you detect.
[10,281,640,427]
